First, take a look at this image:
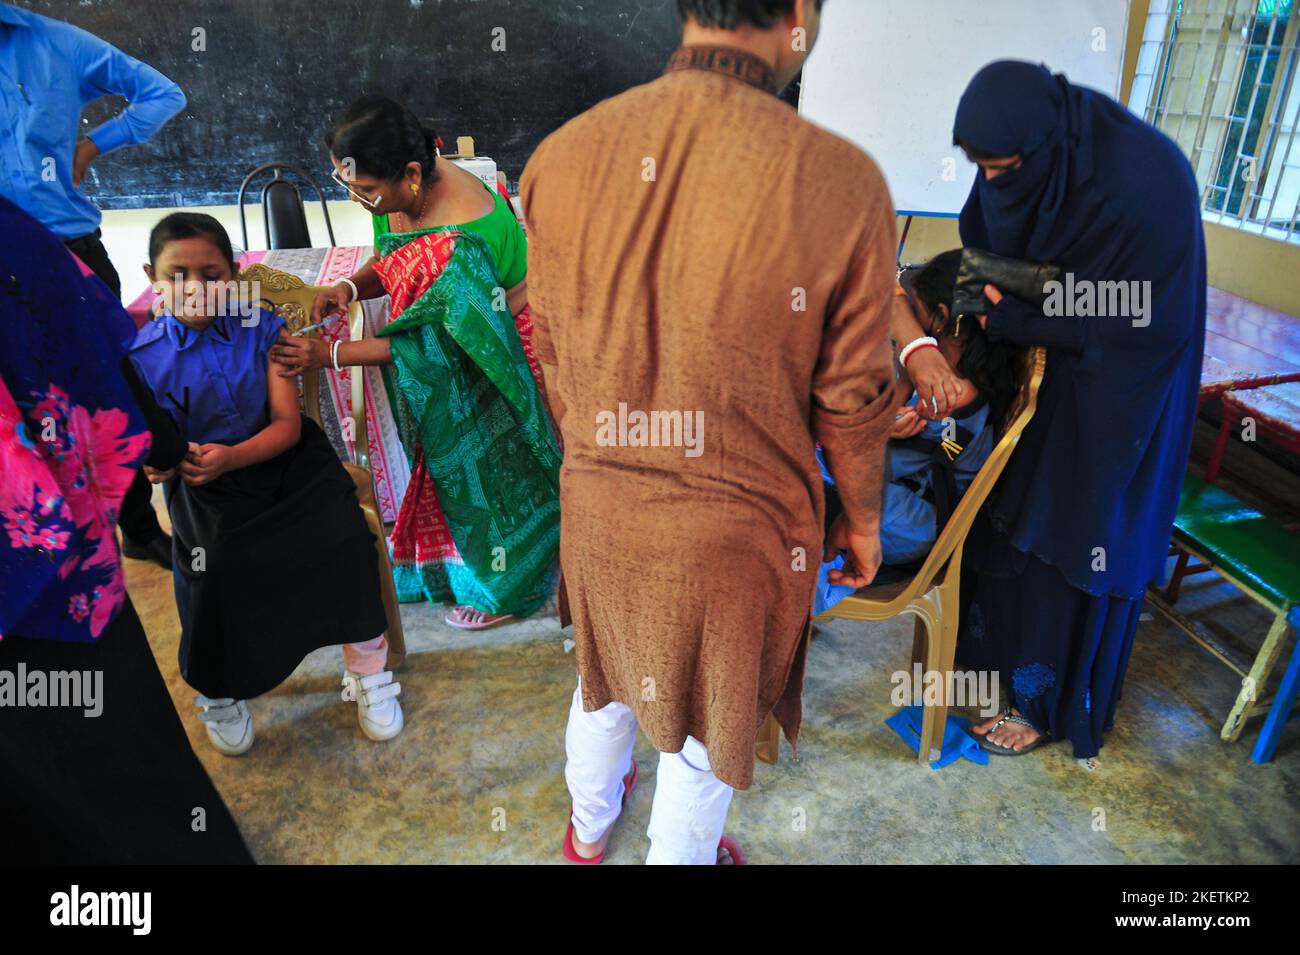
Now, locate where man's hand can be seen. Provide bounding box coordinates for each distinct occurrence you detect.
[72,138,100,188]
[824,513,883,589]
[179,443,234,486]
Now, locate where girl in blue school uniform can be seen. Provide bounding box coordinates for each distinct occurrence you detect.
[815,249,1019,616]
[127,213,404,754]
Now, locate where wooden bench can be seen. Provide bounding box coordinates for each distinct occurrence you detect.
[1200,287,1300,403]
[1254,607,1300,763]
[1152,474,1300,745]
[1205,381,1300,481]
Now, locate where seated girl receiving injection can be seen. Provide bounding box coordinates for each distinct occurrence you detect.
[816,249,1018,617]
[128,212,403,754]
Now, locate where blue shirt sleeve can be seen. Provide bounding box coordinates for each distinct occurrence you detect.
[66,25,186,155]
[256,310,288,355]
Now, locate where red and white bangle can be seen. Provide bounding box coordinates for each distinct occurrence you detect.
[899,336,940,368]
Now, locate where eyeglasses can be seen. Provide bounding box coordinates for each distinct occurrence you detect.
[331,169,383,209]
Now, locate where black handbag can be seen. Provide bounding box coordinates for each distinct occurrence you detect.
[951,248,1061,317]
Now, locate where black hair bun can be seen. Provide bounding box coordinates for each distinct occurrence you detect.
[324,96,441,181]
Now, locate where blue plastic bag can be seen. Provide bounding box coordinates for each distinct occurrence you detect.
[885,705,988,769]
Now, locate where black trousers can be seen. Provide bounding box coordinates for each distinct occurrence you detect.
[65,229,165,544]
[63,228,121,298]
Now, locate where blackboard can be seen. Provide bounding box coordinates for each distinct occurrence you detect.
[25,0,683,209]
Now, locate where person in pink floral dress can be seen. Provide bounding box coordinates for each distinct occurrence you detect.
[0,196,251,863]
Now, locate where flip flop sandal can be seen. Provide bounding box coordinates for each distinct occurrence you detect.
[562,761,639,864]
[971,705,1012,736]
[978,711,1048,756]
[444,607,516,631]
[717,835,747,866]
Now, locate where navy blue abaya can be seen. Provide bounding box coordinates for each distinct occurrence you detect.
[953,62,1206,758]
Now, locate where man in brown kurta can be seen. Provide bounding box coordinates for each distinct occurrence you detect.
[521,0,899,864]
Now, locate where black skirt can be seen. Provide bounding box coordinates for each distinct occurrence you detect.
[0,599,254,863]
[166,415,388,700]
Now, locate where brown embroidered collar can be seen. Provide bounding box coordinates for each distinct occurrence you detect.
[664,45,779,95]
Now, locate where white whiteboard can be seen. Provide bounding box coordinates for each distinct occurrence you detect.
[799,0,1131,217]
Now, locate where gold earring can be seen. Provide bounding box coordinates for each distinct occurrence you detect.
[410,183,419,195]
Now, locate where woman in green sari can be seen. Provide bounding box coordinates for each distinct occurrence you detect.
[270,95,559,630]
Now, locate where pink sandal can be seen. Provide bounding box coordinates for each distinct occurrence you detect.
[717,835,747,865]
[444,606,516,631]
[562,762,639,865]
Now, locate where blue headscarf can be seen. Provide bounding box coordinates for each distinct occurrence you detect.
[0,197,151,642]
[954,61,1206,599]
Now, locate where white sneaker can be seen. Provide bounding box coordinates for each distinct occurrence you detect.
[341,670,404,741]
[195,696,254,756]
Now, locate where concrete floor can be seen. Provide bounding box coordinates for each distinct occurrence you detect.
[123,489,1300,864]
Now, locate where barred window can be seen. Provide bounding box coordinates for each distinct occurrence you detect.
[1130,0,1300,243]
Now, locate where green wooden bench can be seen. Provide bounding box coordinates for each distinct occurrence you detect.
[1153,474,1300,743]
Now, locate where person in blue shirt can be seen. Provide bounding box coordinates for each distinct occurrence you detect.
[128,213,406,754]
[815,249,1018,617]
[1,1,186,570]
[0,3,186,258]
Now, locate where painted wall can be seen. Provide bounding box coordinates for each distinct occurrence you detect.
[1205,222,1300,313]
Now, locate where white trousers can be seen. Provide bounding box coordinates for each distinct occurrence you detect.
[564,680,734,865]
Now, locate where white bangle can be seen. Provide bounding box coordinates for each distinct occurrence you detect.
[331,339,343,372]
[339,278,359,304]
[898,336,940,368]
